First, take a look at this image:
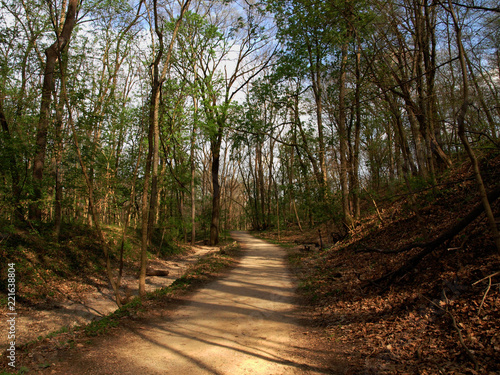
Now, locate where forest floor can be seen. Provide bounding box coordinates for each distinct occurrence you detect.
[2,232,341,374]
[257,154,500,374]
[1,243,219,346]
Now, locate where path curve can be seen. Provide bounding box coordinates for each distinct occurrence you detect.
[45,232,338,374]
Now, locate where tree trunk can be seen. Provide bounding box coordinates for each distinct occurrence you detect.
[385,91,417,176]
[404,97,428,178]
[30,0,79,221]
[147,81,160,244]
[190,111,197,245]
[0,100,23,222]
[210,127,223,246]
[54,85,65,239]
[294,94,322,186]
[351,42,362,219]
[307,39,327,192]
[257,138,266,229]
[61,68,122,307]
[447,0,500,253]
[339,41,353,227]
[147,0,163,245]
[140,0,192,294]
[140,104,154,296]
[466,55,498,139]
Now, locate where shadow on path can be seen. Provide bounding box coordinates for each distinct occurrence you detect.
[43,231,349,374]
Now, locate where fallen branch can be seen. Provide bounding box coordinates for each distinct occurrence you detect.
[472,271,500,316]
[472,271,500,285]
[358,243,425,254]
[364,186,500,286]
[477,277,492,316]
[423,292,479,370]
[146,267,170,277]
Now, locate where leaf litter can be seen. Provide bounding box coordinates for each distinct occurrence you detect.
[260,154,500,374]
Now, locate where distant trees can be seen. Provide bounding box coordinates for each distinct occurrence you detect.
[172,1,273,245]
[252,0,499,233]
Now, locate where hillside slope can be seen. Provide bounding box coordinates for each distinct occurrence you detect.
[262,154,500,374]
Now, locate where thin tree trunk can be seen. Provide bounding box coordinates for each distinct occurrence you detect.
[60,65,122,307]
[294,94,322,186]
[0,100,23,222]
[385,91,417,176]
[140,90,156,295]
[190,88,198,245]
[141,0,192,295]
[147,0,163,245]
[307,41,327,192]
[147,81,160,244]
[465,55,498,139]
[257,138,266,229]
[406,100,428,178]
[53,85,65,239]
[339,41,353,228]
[352,42,362,218]
[118,139,143,289]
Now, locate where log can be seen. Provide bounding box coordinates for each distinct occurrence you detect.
[146,267,170,277]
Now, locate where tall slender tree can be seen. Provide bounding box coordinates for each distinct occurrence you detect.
[30,0,80,221]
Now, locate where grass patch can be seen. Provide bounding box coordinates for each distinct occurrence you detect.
[0,367,29,375]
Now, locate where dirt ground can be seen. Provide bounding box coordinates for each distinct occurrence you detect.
[1,245,218,347]
[25,232,346,374]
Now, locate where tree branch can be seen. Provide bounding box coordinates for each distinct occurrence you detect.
[451,1,500,13]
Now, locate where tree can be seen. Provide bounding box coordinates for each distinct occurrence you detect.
[0,0,49,222]
[139,0,192,297]
[30,0,80,221]
[269,0,332,192]
[176,1,272,245]
[444,0,500,253]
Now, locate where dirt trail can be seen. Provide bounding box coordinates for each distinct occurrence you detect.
[40,231,340,374]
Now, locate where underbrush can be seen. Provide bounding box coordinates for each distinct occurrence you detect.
[0,222,191,307]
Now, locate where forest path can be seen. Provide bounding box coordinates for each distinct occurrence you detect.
[43,231,340,374]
